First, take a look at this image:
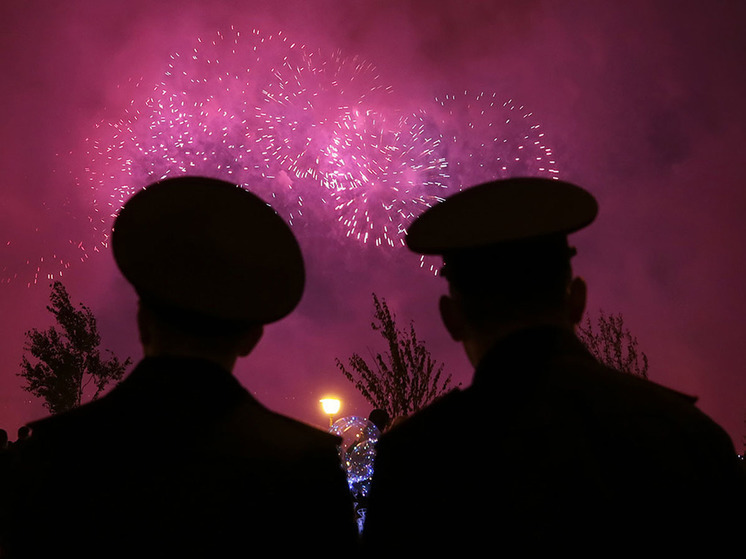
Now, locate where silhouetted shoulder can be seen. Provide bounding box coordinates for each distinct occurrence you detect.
[215,399,342,458]
[372,388,465,453]
[557,354,731,443]
[25,395,113,439]
[4,359,358,558]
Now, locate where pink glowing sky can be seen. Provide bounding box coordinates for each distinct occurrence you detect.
[1,1,745,448]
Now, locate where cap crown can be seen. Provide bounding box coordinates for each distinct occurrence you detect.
[112,176,304,325]
[406,177,598,255]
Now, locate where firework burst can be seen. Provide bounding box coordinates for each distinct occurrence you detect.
[256,47,392,194]
[328,108,448,247]
[8,29,562,287]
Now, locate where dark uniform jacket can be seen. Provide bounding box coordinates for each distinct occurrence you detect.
[0,356,358,558]
[362,326,746,556]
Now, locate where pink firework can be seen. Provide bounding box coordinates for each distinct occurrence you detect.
[68,30,563,287]
[256,47,392,194]
[328,108,448,247]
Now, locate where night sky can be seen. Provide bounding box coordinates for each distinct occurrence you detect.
[1,1,744,449]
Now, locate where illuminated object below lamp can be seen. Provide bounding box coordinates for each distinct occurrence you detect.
[320,398,341,426]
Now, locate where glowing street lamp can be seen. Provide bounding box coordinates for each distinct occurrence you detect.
[320,398,341,426]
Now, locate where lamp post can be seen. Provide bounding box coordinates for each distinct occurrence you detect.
[320,397,341,427]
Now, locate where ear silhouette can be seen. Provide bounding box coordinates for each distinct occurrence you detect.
[136,301,153,348]
[439,295,467,342]
[567,276,587,325]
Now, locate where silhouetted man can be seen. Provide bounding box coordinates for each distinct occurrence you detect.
[1,177,357,558]
[362,177,746,555]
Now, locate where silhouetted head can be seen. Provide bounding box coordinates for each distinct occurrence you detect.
[406,177,598,365]
[369,408,390,432]
[112,176,305,367]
